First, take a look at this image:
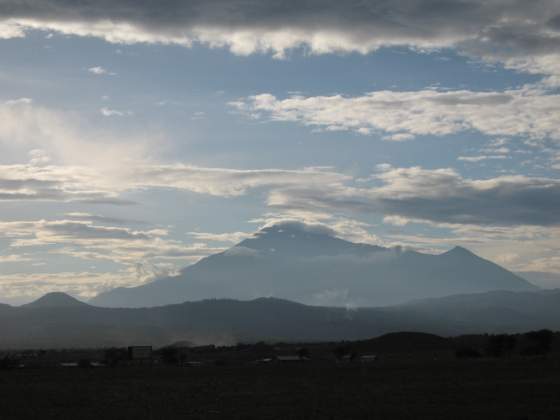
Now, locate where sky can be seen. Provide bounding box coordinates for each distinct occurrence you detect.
[1,0,560,303]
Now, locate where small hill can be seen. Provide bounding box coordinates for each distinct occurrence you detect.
[24,292,89,308]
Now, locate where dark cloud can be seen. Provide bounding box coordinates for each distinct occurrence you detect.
[269,167,560,227]
[0,0,494,30]
[549,15,560,31]
[0,0,559,70]
[428,93,513,106]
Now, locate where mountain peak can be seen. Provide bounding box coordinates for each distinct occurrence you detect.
[24,292,89,308]
[235,221,383,258]
[443,246,476,257]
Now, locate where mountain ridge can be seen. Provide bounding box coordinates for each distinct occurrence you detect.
[2,288,560,349]
[90,222,536,308]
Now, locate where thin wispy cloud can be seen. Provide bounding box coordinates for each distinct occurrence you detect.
[88,66,116,76]
[100,107,132,117]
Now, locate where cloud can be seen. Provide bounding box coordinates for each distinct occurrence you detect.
[458,155,508,162]
[268,166,560,227]
[88,66,115,76]
[0,99,350,203]
[0,216,226,297]
[0,254,33,263]
[100,107,132,117]
[64,212,145,226]
[0,271,135,304]
[251,214,381,245]
[127,164,349,197]
[0,158,350,205]
[231,86,560,142]
[0,1,559,82]
[0,97,150,167]
[188,231,252,244]
[0,163,124,202]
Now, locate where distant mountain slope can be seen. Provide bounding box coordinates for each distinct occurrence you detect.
[91,222,536,308]
[3,289,560,349]
[399,289,560,332]
[0,293,447,349]
[517,271,560,289]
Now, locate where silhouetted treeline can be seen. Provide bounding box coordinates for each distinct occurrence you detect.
[3,330,560,369]
[455,329,555,359]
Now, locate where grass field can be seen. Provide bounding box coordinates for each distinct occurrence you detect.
[1,357,560,419]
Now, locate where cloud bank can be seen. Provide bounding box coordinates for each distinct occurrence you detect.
[0,0,559,81]
[231,86,560,142]
[268,166,560,227]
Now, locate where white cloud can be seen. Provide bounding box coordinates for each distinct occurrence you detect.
[128,164,349,197]
[88,66,116,76]
[100,107,132,117]
[188,231,253,244]
[458,155,508,163]
[0,98,151,167]
[0,270,154,304]
[0,216,227,301]
[231,86,560,143]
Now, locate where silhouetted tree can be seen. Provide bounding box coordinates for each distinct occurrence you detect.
[161,347,181,365]
[333,346,348,361]
[0,356,19,370]
[104,348,128,367]
[522,329,554,356]
[297,347,310,360]
[78,359,92,368]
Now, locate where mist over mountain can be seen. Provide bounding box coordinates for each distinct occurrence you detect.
[91,222,536,308]
[401,289,560,332]
[516,271,560,289]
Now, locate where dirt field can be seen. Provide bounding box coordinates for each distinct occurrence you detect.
[1,357,560,419]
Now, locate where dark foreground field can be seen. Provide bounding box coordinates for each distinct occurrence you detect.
[1,358,560,420]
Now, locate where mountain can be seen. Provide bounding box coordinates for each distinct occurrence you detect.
[3,289,560,349]
[24,292,89,308]
[0,294,444,349]
[91,222,536,308]
[399,289,560,332]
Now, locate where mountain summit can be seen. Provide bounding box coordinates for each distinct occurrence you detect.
[236,222,384,258]
[91,222,536,308]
